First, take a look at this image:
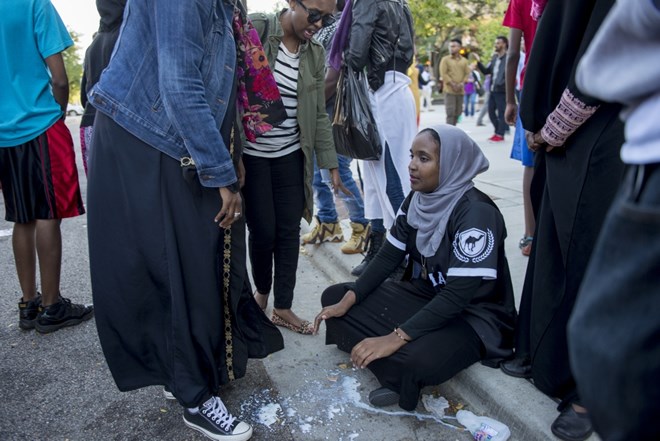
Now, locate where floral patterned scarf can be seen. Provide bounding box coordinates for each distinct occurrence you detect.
[232,9,286,142]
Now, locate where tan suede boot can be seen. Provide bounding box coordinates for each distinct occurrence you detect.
[341,222,371,254]
[301,216,343,244]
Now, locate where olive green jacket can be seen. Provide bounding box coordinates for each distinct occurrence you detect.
[248,12,338,222]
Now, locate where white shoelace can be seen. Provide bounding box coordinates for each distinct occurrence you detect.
[201,396,237,431]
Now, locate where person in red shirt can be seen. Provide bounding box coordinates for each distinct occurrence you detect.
[502,0,539,260]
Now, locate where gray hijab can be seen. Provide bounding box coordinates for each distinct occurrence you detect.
[407,125,489,257]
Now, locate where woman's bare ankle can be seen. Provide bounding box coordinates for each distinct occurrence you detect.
[253,291,269,309]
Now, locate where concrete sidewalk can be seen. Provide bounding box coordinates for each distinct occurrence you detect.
[0,107,598,440]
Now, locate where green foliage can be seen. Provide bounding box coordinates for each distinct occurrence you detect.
[62,30,83,103]
[472,17,508,60]
[409,0,508,58]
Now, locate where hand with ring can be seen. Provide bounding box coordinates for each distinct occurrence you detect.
[216,187,242,228]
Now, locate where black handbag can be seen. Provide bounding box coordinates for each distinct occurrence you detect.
[332,67,382,160]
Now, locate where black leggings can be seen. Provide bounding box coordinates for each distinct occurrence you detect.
[242,150,304,309]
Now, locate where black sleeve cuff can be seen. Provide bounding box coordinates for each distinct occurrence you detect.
[353,241,406,303]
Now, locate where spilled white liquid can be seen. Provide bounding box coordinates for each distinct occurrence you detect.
[257,402,281,427]
[247,373,461,437]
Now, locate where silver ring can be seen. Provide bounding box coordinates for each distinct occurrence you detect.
[233,212,241,218]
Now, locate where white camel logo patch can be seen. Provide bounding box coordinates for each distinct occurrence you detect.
[453,228,494,263]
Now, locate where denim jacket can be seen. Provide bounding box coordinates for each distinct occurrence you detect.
[89,0,238,188]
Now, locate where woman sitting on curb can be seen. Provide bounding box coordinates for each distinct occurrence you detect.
[314,125,516,410]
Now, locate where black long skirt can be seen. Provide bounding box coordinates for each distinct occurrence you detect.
[322,281,482,411]
[87,113,283,408]
[522,106,625,404]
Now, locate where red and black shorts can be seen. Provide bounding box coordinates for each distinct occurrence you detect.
[0,119,85,223]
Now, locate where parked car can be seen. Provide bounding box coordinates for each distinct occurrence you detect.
[66,104,84,116]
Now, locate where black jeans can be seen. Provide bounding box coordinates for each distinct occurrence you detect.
[488,91,507,136]
[243,150,304,309]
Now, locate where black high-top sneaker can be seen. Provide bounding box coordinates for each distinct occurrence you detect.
[35,297,94,334]
[351,230,385,276]
[183,396,253,441]
[18,293,42,330]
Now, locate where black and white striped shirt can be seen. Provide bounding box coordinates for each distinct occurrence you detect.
[244,43,301,158]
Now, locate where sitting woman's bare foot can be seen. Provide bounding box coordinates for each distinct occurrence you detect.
[253,291,269,310]
[271,308,314,335]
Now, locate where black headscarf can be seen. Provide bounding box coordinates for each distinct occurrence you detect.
[97,0,127,33]
[81,0,127,125]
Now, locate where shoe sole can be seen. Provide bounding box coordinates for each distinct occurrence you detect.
[183,416,253,441]
[500,364,533,379]
[368,388,400,407]
[163,389,176,400]
[340,247,365,254]
[35,310,94,334]
[19,320,36,331]
[551,425,593,441]
[302,236,343,245]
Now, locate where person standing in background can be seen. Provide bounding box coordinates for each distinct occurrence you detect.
[463,66,478,118]
[420,64,435,112]
[476,73,491,127]
[475,36,508,142]
[302,0,371,255]
[0,0,91,334]
[503,0,538,262]
[408,62,422,125]
[337,0,417,277]
[499,0,539,381]
[79,0,127,176]
[439,39,471,125]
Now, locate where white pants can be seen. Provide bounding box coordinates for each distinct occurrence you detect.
[361,71,417,229]
[421,85,433,109]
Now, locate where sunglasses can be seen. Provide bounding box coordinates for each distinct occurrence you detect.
[295,0,336,27]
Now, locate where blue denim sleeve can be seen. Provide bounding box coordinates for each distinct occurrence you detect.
[154,1,237,188]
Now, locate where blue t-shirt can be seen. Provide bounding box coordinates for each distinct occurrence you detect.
[0,0,73,147]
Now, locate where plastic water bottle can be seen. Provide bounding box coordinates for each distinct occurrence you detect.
[456,410,511,441]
